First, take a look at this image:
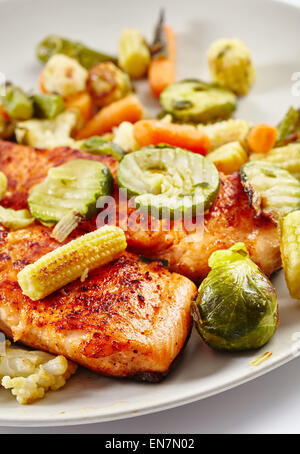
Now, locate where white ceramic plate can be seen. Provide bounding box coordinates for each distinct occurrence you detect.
[0,0,300,427]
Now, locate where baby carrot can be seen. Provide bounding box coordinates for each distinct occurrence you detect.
[65,92,94,125]
[148,25,176,98]
[247,124,278,154]
[39,72,47,94]
[76,95,143,139]
[133,119,211,154]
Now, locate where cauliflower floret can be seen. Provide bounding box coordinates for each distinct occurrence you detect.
[207,38,255,95]
[0,343,77,405]
[198,119,252,150]
[113,121,139,153]
[15,110,78,149]
[42,54,88,97]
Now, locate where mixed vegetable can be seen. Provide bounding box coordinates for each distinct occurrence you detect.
[0,10,300,404]
[191,243,278,351]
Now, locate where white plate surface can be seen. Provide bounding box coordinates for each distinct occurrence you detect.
[0,0,300,427]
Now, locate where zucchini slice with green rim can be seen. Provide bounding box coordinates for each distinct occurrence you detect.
[240,161,300,222]
[160,80,237,124]
[117,146,220,219]
[28,159,113,223]
[0,207,34,230]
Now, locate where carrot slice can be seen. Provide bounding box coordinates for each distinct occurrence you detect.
[247,124,278,154]
[65,92,94,125]
[0,105,9,121]
[39,72,47,94]
[148,25,176,98]
[133,119,211,155]
[76,95,143,140]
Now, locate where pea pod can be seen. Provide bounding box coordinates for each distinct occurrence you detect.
[36,35,117,69]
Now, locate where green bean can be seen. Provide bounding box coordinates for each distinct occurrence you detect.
[32,94,65,119]
[36,35,117,69]
[2,86,33,121]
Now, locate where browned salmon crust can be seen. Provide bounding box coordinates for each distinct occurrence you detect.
[0,224,196,379]
[0,140,281,283]
[0,141,197,379]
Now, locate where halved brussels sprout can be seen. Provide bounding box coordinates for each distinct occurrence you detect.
[191,243,278,351]
[160,80,237,124]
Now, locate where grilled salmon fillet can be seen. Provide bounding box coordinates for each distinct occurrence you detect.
[119,173,281,281]
[0,140,281,282]
[0,223,196,380]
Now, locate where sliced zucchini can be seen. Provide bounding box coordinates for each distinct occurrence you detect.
[80,136,124,161]
[250,143,300,181]
[0,207,34,230]
[28,159,113,223]
[117,146,220,218]
[160,80,237,124]
[240,161,300,222]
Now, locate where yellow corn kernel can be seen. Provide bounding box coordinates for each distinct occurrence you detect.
[280,210,300,299]
[207,141,248,174]
[0,171,7,201]
[198,119,252,150]
[250,143,300,181]
[17,226,127,301]
[119,29,151,79]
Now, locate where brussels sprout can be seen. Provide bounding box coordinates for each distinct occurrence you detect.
[87,62,131,108]
[191,243,278,351]
[207,38,255,96]
[160,80,237,124]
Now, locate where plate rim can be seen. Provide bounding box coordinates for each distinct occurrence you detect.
[0,0,299,427]
[0,347,297,427]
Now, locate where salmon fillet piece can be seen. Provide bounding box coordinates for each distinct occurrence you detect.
[0,140,281,282]
[0,224,196,380]
[119,173,281,281]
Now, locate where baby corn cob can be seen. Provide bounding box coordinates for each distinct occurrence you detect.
[250,143,300,181]
[119,29,151,79]
[17,226,127,301]
[0,171,7,201]
[280,210,300,299]
[207,141,248,174]
[198,119,252,150]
